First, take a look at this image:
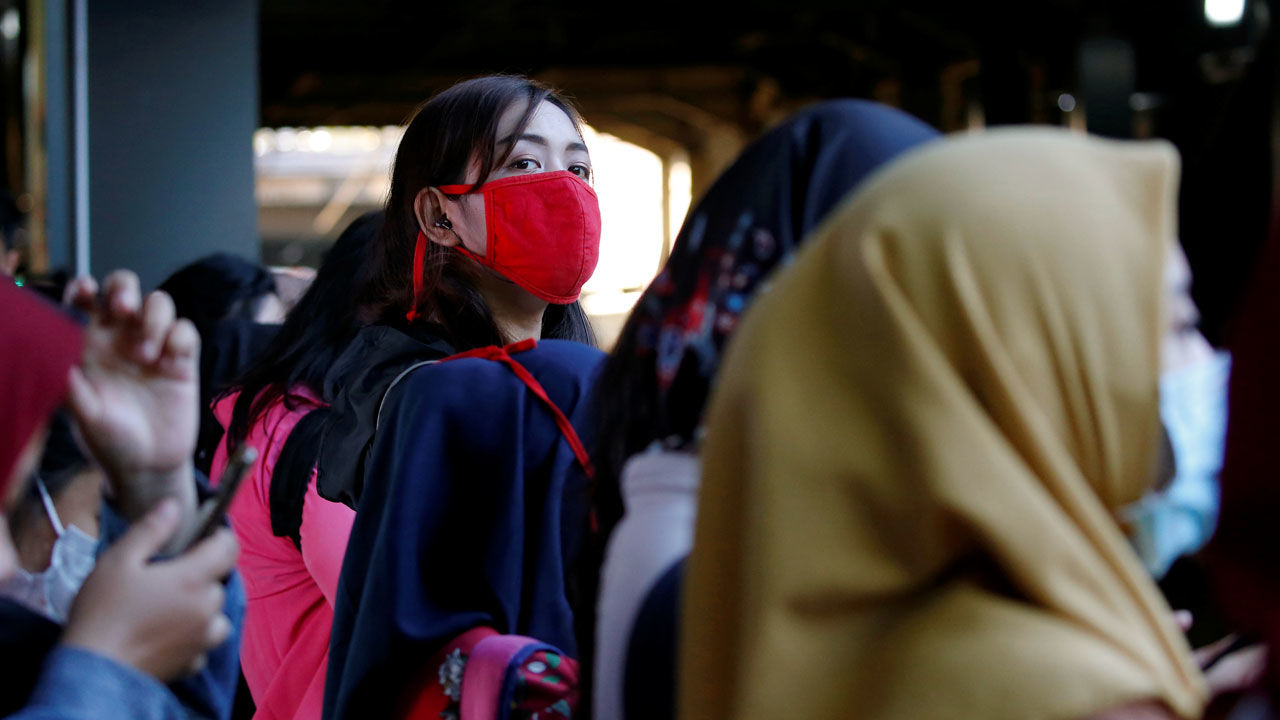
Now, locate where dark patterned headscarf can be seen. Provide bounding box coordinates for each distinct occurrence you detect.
[590,99,940,486]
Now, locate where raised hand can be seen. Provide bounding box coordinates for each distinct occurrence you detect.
[64,270,199,525]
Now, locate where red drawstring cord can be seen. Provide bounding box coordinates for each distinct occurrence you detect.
[440,338,597,483]
[406,230,429,323]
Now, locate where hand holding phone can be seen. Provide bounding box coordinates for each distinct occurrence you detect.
[65,498,240,681]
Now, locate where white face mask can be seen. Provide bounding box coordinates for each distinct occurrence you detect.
[0,477,98,624]
[1123,351,1231,578]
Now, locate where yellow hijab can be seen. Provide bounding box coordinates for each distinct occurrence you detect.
[680,128,1207,720]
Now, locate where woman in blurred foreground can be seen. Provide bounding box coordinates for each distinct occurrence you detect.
[681,129,1212,719]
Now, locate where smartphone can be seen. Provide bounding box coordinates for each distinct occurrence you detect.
[171,445,257,553]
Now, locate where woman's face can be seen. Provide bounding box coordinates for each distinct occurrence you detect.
[421,99,592,258]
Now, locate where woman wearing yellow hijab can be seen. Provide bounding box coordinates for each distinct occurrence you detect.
[681,128,1208,720]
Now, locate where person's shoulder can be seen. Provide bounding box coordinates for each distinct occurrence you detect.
[508,340,607,386]
[260,388,323,439]
[521,339,607,368]
[211,390,240,426]
[398,339,604,403]
[393,352,517,415]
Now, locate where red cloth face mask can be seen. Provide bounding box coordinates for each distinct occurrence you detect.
[409,170,601,321]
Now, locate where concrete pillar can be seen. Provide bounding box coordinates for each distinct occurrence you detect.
[81,0,258,289]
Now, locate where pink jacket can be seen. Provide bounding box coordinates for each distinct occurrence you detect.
[211,389,355,720]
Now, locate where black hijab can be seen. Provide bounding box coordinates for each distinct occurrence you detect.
[590,99,941,494]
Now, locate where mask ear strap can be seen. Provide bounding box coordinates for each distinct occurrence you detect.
[34,476,65,538]
[407,230,429,324]
[407,223,471,324]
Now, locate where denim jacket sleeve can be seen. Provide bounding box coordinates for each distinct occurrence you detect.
[6,645,188,720]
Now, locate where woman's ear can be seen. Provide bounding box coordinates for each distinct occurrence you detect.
[413,187,460,248]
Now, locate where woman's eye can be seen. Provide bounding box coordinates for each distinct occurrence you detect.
[570,164,592,180]
[510,158,540,171]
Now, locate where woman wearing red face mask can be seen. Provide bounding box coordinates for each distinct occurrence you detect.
[218,76,602,720]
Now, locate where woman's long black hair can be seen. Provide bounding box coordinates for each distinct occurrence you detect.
[224,211,383,453]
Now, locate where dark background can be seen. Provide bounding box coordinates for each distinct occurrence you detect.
[258,0,1276,343]
[0,1,1269,339]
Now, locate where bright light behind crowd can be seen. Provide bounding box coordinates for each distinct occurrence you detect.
[1205,0,1246,25]
[580,124,667,309]
[667,159,692,247]
[255,123,689,333]
[1,8,19,41]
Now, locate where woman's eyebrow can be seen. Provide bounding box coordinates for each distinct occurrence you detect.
[497,133,590,154]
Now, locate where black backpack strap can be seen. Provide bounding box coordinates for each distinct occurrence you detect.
[269,407,331,550]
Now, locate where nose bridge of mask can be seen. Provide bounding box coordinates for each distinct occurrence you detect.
[34,474,98,575]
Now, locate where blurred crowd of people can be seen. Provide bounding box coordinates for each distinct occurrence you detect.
[2,73,1278,720]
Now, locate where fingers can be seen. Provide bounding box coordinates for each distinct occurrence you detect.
[66,366,104,430]
[67,270,143,321]
[80,270,191,373]
[1205,645,1267,695]
[186,653,209,676]
[206,613,232,647]
[1172,610,1193,633]
[63,275,99,311]
[179,528,239,581]
[137,290,177,363]
[101,270,142,323]
[112,499,182,563]
[156,318,200,380]
[181,570,232,678]
[1194,633,1240,667]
